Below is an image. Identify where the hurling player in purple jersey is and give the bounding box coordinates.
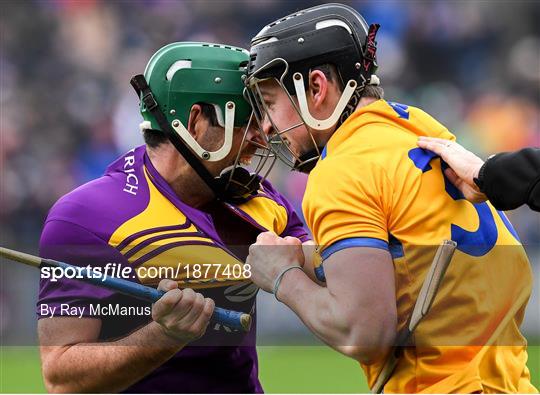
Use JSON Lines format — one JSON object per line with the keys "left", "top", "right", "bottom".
{"left": 37, "top": 43, "right": 308, "bottom": 393}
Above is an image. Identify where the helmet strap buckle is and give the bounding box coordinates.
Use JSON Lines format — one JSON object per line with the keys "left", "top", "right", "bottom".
{"left": 142, "top": 92, "right": 158, "bottom": 112}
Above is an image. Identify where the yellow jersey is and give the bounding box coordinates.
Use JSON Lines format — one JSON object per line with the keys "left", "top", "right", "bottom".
{"left": 303, "top": 100, "right": 536, "bottom": 393}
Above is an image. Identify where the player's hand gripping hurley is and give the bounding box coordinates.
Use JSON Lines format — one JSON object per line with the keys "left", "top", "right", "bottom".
{"left": 371, "top": 240, "right": 457, "bottom": 393}
{"left": 0, "top": 246, "right": 252, "bottom": 332}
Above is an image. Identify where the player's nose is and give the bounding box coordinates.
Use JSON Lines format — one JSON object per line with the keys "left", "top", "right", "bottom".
{"left": 245, "top": 125, "right": 268, "bottom": 147}
{"left": 260, "top": 116, "right": 275, "bottom": 139}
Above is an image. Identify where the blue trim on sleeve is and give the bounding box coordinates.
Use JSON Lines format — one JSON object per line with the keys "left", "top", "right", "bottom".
{"left": 321, "top": 237, "right": 389, "bottom": 260}
{"left": 314, "top": 265, "right": 326, "bottom": 282}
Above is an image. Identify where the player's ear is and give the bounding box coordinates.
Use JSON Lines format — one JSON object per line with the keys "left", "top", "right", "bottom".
{"left": 187, "top": 104, "right": 207, "bottom": 139}
{"left": 308, "top": 69, "right": 328, "bottom": 109}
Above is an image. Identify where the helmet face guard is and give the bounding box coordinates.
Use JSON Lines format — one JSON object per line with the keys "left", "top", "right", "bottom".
{"left": 245, "top": 58, "right": 364, "bottom": 173}
{"left": 218, "top": 111, "right": 277, "bottom": 199}
{"left": 245, "top": 60, "right": 320, "bottom": 173}
{"left": 245, "top": 4, "right": 380, "bottom": 173}
{"left": 134, "top": 42, "right": 277, "bottom": 202}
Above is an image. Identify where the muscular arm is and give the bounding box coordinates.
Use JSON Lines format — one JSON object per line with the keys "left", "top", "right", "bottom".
{"left": 276, "top": 246, "right": 396, "bottom": 364}
{"left": 248, "top": 233, "right": 396, "bottom": 363}
{"left": 39, "top": 318, "right": 182, "bottom": 393}
{"left": 39, "top": 282, "right": 214, "bottom": 393}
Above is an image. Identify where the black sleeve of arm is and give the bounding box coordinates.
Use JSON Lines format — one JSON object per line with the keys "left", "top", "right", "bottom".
{"left": 483, "top": 147, "right": 540, "bottom": 211}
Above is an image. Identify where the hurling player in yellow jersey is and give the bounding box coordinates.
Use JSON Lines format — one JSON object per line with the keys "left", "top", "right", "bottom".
{"left": 245, "top": 3, "right": 536, "bottom": 394}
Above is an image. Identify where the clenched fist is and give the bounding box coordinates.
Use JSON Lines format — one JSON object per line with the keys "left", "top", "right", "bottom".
{"left": 152, "top": 279, "right": 215, "bottom": 344}
{"left": 246, "top": 232, "right": 305, "bottom": 294}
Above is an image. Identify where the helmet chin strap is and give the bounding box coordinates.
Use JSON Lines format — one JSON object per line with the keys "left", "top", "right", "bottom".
{"left": 170, "top": 101, "right": 235, "bottom": 162}
{"left": 293, "top": 72, "right": 358, "bottom": 131}
{"left": 293, "top": 147, "right": 325, "bottom": 174}
{"left": 289, "top": 24, "right": 381, "bottom": 173}
{"left": 291, "top": 23, "right": 381, "bottom": 132}
{"left": 130, "top": 74, "right": 259, "bottom": 203}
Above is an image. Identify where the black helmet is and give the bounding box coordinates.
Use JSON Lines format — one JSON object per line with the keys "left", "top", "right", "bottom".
{"left": 249, "top": 3, "right": 378, "bottom": 96}
{"left": 245, "top": 3, "right": 380, "bottom": 172}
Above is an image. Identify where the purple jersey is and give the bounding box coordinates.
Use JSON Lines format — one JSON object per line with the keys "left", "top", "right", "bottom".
{"left": 37, "top": 145, "right": 308, "bottom": 393}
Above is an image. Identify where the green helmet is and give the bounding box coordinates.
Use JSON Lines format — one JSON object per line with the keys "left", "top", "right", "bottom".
{"left": 139, "top": 42, "right": 251, "bottom": 162}
{"left": 132, "top": 42, "right": 276, "bottom": 202}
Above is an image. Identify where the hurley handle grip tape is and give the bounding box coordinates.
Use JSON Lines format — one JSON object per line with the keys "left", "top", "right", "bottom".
{"left": 148, "top": 288, "right": 251, "bottom": 332}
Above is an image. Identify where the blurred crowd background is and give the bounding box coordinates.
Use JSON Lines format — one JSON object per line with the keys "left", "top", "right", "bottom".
{"left": 1, "top": 0, "right": 539, "bottom": 342}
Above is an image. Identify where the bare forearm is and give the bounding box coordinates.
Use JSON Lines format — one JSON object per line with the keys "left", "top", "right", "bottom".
{"left": 277, "top": 268, "right": 394, "bottom": 363}
{"left": 248, "top": 234, "right": 396, "bottom": 364}
{"left": 42, "top": 321, "right": 184, "bottom": 393}
{"left": 276, "top": 269, "right": 356, "bottom": 350}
